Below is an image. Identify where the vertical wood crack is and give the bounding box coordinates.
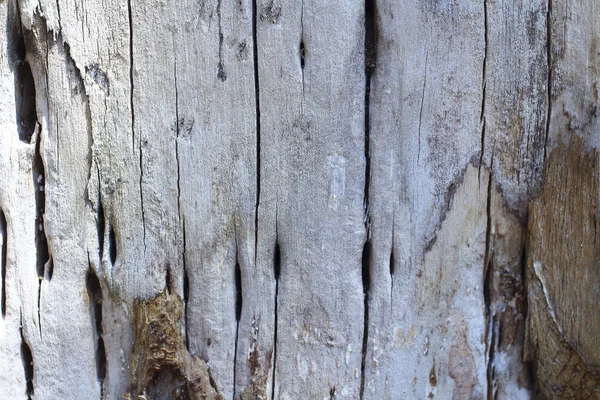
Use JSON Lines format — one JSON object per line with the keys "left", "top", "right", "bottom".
{"left": 389, "top": 213, "right": 395, "bottom": 313}
{"left": 418, "top": 54, "right": 428, "bottom": 164}
{"left": 544, "top": 0, "right": 553, "bottom": 161}
{"left": 252, "top": 0, "right": 261, "bottom": 266}
{"left": 96, "top": 170, "right": 105, "bottom": 264}
{"left": 483, "top": 168, "right": 494, "bottom": 399}
{"left": 300, "top": 0, "right": 305, "bottom": 97}
{"left": 20, "top": 310, "right": 34, "bottom": 399}
{"left": 479, "top": 0, "right": 488, "bottom": 181}
{"left": 182, "top": 218, "right": 189, "bottom": 350}
{"left": 217, "top": 0, "right": 226, "bottom": 81}
{"left": 33, "top": 127, "right": 49, "bottom": 337}
{"left": 173, "top": 45, "right": 182, "bottom": 224}
{"left": 0, "top": 209, "right": 7, "bottom": 318}
{"left": 271, "top": 214, "right": 280, "bottom": 400}
{"left": 86, "top": 262, "right": 106, "bottom": 398}
{"left": 233, "top": 223, "right": 242, "bottom": 399}
{"left": 359, "top": 241, "right": 372, "bottom": 399}
{"left": 128, "top": 0, "right": 146, "bottom": 248}
{"left": 361, "top": 0, "right": 377, "bottom": 397}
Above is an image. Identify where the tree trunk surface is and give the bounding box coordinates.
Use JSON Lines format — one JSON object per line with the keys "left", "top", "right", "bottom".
{"left": 0, "top": 0, "right": 598, "bottom": 399}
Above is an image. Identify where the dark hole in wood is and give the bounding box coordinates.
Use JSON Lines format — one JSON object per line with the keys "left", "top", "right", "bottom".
{"left": 97, "top": 196, "right": 105, "bottom": 261}
{"left": 165, "top": 266, "right": 172, "bottom": 294}
{"left": 14, "top": 34, "right": 26, "bottom": 62}
{"left": 86, "top": 269, "right": 106, "bottom": 393}
{"left": 389, "top": 249, "right": 395, "bottom": 276}
{"left": 147, "top": 367, "right": 190, "bottom": 400}
{"left": 235, "top": 261, "right": 242, "bottom": 322}
{"left": 359, "top": 240, "right": 372, "bottom": 398}
{"left": 364, "top": 0, "right": 377, "bottom": 75}
{"left": 484, "top": 254, "right": 493, "bottom": 315}
{"left": 33, "top": 140, "right": 49, "bottom": 280}
{"left": 15, "top": 61, "right": 37, "bottom": 143}
{"left": 274, "top": 241, "right": 281, "bottom": 280}
{"left": 1, "top": 209, "right": 7, "bottom": 317}
{"left": 86, "top": 270, "right": 103, "bottom": 335}
{"left": 300, "top": 40, "right": 306, "bottom": 69}
{"left": 183, "top": 269, "right": 190, "bottom": 351}
{"left": 96, "top": 337, "right": 106, "bottom": 395}
{"left": 20, "top": 329, "right": 34, "bottom": 398}
{"left": 361, "top": 241, "right": 372, "bottom": 294}
{"left": 183, "top": 270, "right": 189, "bottom": 304}
{"left": 8, "top": 0, "right": 36, "bottom": 143}
{"left": 271, "top": 240, "right": 281, "bottom": 400}
{"left": 108, "top": 225, "right": 117, "bottom": 265}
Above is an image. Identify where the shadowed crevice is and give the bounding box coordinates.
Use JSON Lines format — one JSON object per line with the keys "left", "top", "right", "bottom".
{"left": 9, "top": 2, "right": 37, "bottom": 144}
{"left": 360, "top": 1, "right": 377, "bottom": 397}
{"left": 233, "top": 256, "right": 242, "bottom": 398}
{"left": 271, "top": 240, "right": 281, "bottom": 399}
{"left": 108, "top": 224, "right": 117, "bottom": 266}
{"left": 86, "top": 268, "right": 106, "bottom": 397}
{"left": 15, "top": 59, "right": 37, "bottom": 143}
{"left": 33, "top": 127, "right": 49, "bottom": 336}
{"left": 1, "top": 209, "right": 7, "bottom": 318}
{"left": 299, "top": 39, "right": 306, "bottom": 70}
{"left": 20, "top": 312, "right": 34, "bottom": 399}
{"left": 543, "top": 0, "right": 553, "bottom": 161}
{"left": 483, "top": 171, "right": 495, "bottom": 400}
{"left": 252, "top": 0, "right": 262, "bottom": 266}
{"left": 97, "top": 185, "right": 105, "bottom": 262}
{"left": 479, "top": 0, "right": 489, "bottom": 178}
{"left": 33, "top": 132, "right": 49, "bottom": 281}
{"left": 360, "top": 240, "right": 372, "bottom": 399}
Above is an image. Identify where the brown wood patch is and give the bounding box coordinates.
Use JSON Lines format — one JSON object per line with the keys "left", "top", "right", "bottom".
{"left": 526, "top": 135, "right": 600, "bottom": 398}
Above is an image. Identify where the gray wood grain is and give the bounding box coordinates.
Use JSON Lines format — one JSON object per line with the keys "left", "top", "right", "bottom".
{"left": 0, "top": 0, "right": 598, "bottom": 398}
{"left": 253, "top": 0, "right": 366, "bottom": 398}
{"left": 365, "top": 1, "right": 489, "bottom": 398}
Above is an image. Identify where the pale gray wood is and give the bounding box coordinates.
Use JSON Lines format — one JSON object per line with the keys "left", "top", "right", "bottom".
{"left": 171, "top": 0, "right": 257, "bottom": 398}
{"left": 28, "top": 0, "right": 141, "bottom": 397}
{"left": 366, "top": 1, "right": 488, "bottom": 398}
{"left": 253, "top": 0, "right": 366, "bottom": 398}
{"left": 547, "top": 0, "right": 599, "bottom": 150}
{"left": 0, "top": 3, "right": 42, "bottom": 397}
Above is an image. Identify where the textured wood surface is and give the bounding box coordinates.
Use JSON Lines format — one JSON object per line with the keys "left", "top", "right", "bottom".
{"left": 0, "top": 0, "right": 598, "bottom": 399}
{"left": 526, "top": 136, "right": 600, "bottom": 398}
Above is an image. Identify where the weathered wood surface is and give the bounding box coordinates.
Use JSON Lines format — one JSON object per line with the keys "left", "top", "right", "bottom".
{"left": 0, "top": 0, "right": 598, "bottom": 399}
{"left": 526, "top": 136, "right": 600, "bottom": 399}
